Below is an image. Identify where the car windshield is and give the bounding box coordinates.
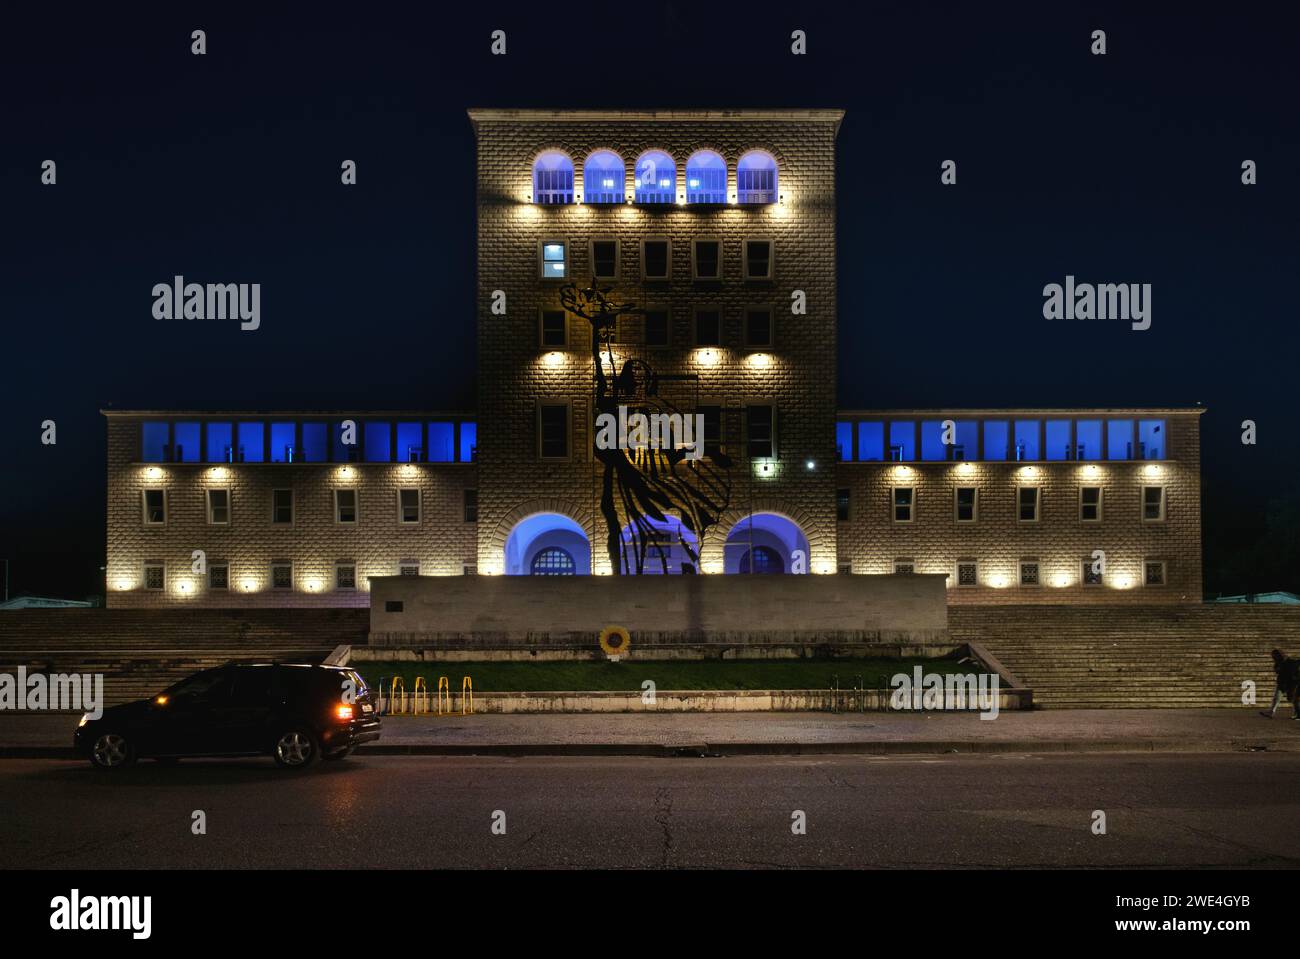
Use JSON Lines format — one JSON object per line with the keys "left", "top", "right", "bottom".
{"left": 164, "top": 670, "right": 230, "bottom": 700}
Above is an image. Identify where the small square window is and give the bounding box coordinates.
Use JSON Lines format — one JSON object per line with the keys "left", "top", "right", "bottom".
{"left": 893, "top": 487, "right": 914, "bottom": 523}
{"left": 1082, "top": 557, "right": 1103, "bottom": 586}
{"left": 1018, "top": 487, "right": 1040, "bottom": 522}
{"left": 743, "top": 239, "right": 772, "bottom": 280}
{"left": 399, "top": 489, "right": 420, "bottom": 524}
{"left": 695, "top": 310, "right": 721, "bottom": 346}
{"left": 335, "top": 489, "right": 357, "bottom": 524}
{"left": 836, "top": 488, "right": 850, "bottom": 522}
{"left": 894, "top": 559, "right": 915, "bottom": 575}
{"left": 271, "top": 563, "right": 292, "bottom": 590}
{"left": 838, "top": 563, "right": 852, "bottom": 575}
{"left": 745, "top": 308, "right": 772, "bottom": 348}
{"left": 463, "top": 564, "right": 477, "bottom": 576}
{"left": 1144, "top": 560, "right": 1167, "bottom": 586}
{"left": 644, "top": 309, "right": 670, "bottom": 348}
{"left": 642, "top": 239, "right": 670, "bottom": 280}
{"left": 208, "top": 564, "right": 228, "bottom": 590}
{"left": 463, "top": 488, "right": 478, "bottom": 523}
{"left": 144, "top": 563, "right": 164, "bottom": 591}
{"left": 1080, "top": 486, "right": 1102, "bottom": 522}
{"left": 206, "top": 489, "right": 229, "bottom": 525}
{"left": 955, "top": 487, "right": 977, "bottom": 522}
{"left": 1019, "top": 560, "right": 1040, "bottom": 586}
{"left": 384, "top": 600, "right": 404, "bottom": 613}
{"left": 1142, "top": 486, "right": 1166, "bottom": 522}
{"left": 142, "top": 489, "right": 166, "bottom": 526}
{"left": 590, "top": 239, "right": 619, "bottom": 279}
{"left": 956, "top": 561, "right": 978, "bottom": 587}
{"left": 398, "top": 560, "right": 420, "bottom": 577}
{"left": 336, "top": 563, "right": 357, "bottom": 590}
{"left": 540, "top": 310, "right": 566, "bottom": 348}
{"left": 692, "top": 240, "right": 721, "bottom": 280}
{"left": 540, "top": 240, "right": 567, "bottom": 280}
{"left": 272, "top": 489, "right": 293, "bottom": 525}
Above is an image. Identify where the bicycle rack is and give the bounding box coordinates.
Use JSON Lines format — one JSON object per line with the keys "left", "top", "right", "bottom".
{"left": 436, "top": 676, "right": 451, "bottom": 715}
{"left": 388, "top": 676, "right": 406, "bottom": 715}
{"left": 412, "top": 676, "right": 429, "bottom": 715}
{"left": 461, "top": 676, "right": 474, "bottom": 715}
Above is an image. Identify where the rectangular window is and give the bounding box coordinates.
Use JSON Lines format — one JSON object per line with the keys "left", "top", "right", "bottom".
{"left": 894, "top": 559, "right": 915, "bottom": 575}
{"left": 336, "top": 563, "right": 357, "bottom": 590}
{"left": 398, "top": 560, "right": 420, "bottom": 577}
{"left": 836, "top": 422, "right": 853, "bottom": 462}
{"left": 982, "top": 420, "right": 1009, "bottom": 461}
{"left": 1144, "top": 560, "right": 1167, "bottom": 586}
{"left": 459, "top": 422, "right": 477, "bottom": 463}
{"left": 143, "top": 563, "right": 164, "bottom": 591}
{"left": 1014, "top": 420, "right": 1040, "bottom": 461}
{"left": 142, "top": 489, "right": 166, "bottom": 526}
{"left": 1139, "top": 419, "right": 1166, "bottom": 460}
{"left": 271, "top": 489, "right": 293, "bottom": 525}
{"left": 463, "top": 488, "right": 478, "bottom": 523}
{"left": 206, "top": 422, "right": 234, "bottom": 463}
{"left": 948, "top": 421, "right": 978, "bottom": 461}
{"left": 541, "top": 241, "right": 567, "bottom": 279}
{"left": 747, "top": 405, "right": 774, "bottom": 459}
{"left": 1076, "top": 420, "right": 1102, "bottom": 461}
{"left": 463, "top": 564, "right": 477, "bottom": 576}
{"left": 1107, "top": 419, "right": 1135, "bottom": 460}
{"left": 956, "top": 561, "right": 978, "bottom": 587}
{"left": 302, "top": 423, "right": 327, "bottom": 462}
{"left": 1142, "top": 486, "right": 1166, "bottom": 522}
{"left": 1079, "top": 486, "right": 1102, "bottom": 522}
{"left": 237, "top": 422, "right": 265, "bottom": 463}
{"left": 699, "top": 405, "right": 722, "bottom": 458}
{"left": 141, "top": 422, "right": 169, "bottom": 462}
{"left": 173, "top": 422, "right": 200, "bottom": 463}
{"left": 857, "top": 422, "right": 885, "bottom": 461}
{"left": 1045, "top": 420, "right": 1072, "bottom": 461}
{"left": 643, "top": 309, "right": 670, "bottom": 347}
{"left": 540, "top": 309, "right": 567, "bottom": 348}
{"left": 838, "top": 563, "right": 852, "bottom": 575}
{"left": 743, "top": 239, "right": 772, "bottom": 280}
{"left": 695, "top": 309, "right": 721, "bottom": 346}
{"left": 335, "top": 489, "right": 357, "bottom": 524}
{"left": 641, "top": 239, "right": 670, "bottom": 280}
{"left": 692, "top": 240, "right": 721, "bottom": 279}
{"left": 1018, "top": 487, "right": 1040, "bottom": 522}
{"left": 1082, "top": 557, "right": 1103, "bottom": 586}
{"left": 955, "top": 487, "right": 977, "bottom": 522}
{"left": 920, "top": 421, "right": 947, "bottom": 461}
{"left": 1019, "top": 559, "right": 1040, "bottom": 587}
{"left": 206, "top": 488, "right": 230, "bottom": 525}
{"left": 270, "top": 422, "right": 295, "bottom": 462}
{"left": 745, "top": 308, "right": 773, "bottom": 348}
{"left": 271, "top": 562, "right": 292, "bottom": 590}
{"left": 427, "top": 422, "right": 454, "bottom": 462}
{"left": 333, "top": 421, "right": 360, "bottom": 462}
{"left": 893, "top": 487, "right": 914, "bottom": 523}
{"left": 590, "top": 239, "right": 618, "bottom": 279}
{"left": 888, "top": 421, "right": 916, "bottom": 462}
{"left": 539, "top": 403, "right": 570, "bottom": 459}
{"left": 397, "top": 422, "right": 423, "bottom": 463}
{"left": 836, "top": 488, "right": 851, "bottom": 522}
{"left": 364, "top": 422, "right": 391, "bottom": 462}
{"left": 208, "top": 564, "right": 228, "bottom": 590}
{"left": 398, "top": 489, "right": 420, "bottom": 524}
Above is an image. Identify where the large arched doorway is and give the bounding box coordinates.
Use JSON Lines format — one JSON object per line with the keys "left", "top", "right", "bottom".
{"left": 723, "top": 513, "right": 810, "bottom": 574}
{"left": 617, "top": 515, "right": 699, "bottom": 574}
{"left": 504, "top": 513, "right": 591, "bottom": 576}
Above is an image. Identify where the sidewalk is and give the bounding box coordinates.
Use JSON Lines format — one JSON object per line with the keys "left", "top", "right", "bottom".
{"left": 4, "top": 708, "right": 1299, "bottom": 758}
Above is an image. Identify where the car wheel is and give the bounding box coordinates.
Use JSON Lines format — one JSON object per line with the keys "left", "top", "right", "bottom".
{"left": 273, "top": 729, "right": 319, "bottom": 768}
{"left": 323, "top": 747, "right": 354, "bottom": 761}
{"left": 90, "top": 732, "right": 136, "bottom": 769}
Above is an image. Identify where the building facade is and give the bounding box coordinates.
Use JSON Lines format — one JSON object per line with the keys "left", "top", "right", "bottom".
{"left": 103, "top": 109, "right": 1204, "bottom": 608}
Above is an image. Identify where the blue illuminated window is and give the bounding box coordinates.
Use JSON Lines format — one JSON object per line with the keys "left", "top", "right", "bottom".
{"left": 541, "top": 241, "right": 567, "bottom": 280}
{"left": 1076, "top": 420, "right": 1102, "bottom": 461}
{"left": 364, "top": 422, "right": 391, "bottom": 462}
{"left": 634, "top": 150, "right": 676, "bottom": 204}
{"left": 173, "top": 422, "right": 200, "bottom": 463}
{"left": 737, "top": 150, "right": 778, "bottom": 204}
{"left": 206, "top": 422, "right": 233, "bottom": 463}
{"left": 302, "top": 423, "right": 327, "bottom": 462}
{"left": 836, "top": 422, "right": 852, "bottom": 461}
{"left": 857, "top": 422, "right": 884, "bottom": 461}
{"left": 685, "top": 150, "right": 726, "bottom": 204}
{"left": 397, "top": 422, "right": 423, "bottom": 463}
{"left": 889, "top": 421, "right": 916, "bottom": 461}
{"left": 1138, "top": 420, "right": 1166, "bottom": 460}
{"left": 921, "top": 421, "right": 947, "bottom": 461}
{"left": 1045, "top": 420, "right": 1071, "bottom": 461}
{"left": 141, "top": 422, "right": 168, "bottom": 462}
{"left": 270, "top": 422, "right": 295, "bottom": 462}
{"left": 1108, "top": 420, "right": 1135, "bottom": 460}
{"left": 583, "top": 150, "right": 624, "bottom": 204}
{"left": 459, "top": 422, "right": 477, "bottom": 463}
{"left": 427, "top": 422, "right": 454, "bottom": 462}
{"left": 333, "top": 422, "right": 359, "bottom": 463}
{"left": 952, "top": 421, "right": 977, "bottom": 461}
{"left": 533, "top": 151, "right": 574, "bottom": 205}
{"left": 1013, "top": 420, "right": 1040, "bottom": 461}
{"left": 983, "top": 421, "right": 1009, "bottom": 461}
{"left": 238, "top": 422, "right": 265, "bottom": 463}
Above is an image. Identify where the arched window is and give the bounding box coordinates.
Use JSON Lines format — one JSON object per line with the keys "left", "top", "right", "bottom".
{"left": 737, "top": 150, "right": 778, "bottom": 204}
{"left": 685, "top": 150, "right": 727, "bottom": 204}
{"left": 583, "top": 150, "right": 625, "bottom": 204}
{"left": 634, "top": 150, "right": 676, "bottom": 204}
{"left": 739, "top": 546, "right": 784, "bottom": 574}
{"left": 533, "top": 151, "right": 574, "bottom": 205}
{"left": 530, "top": 547, "right": 577, "bottom": 575}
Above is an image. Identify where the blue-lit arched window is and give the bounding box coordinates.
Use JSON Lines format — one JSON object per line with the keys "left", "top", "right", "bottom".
{"left": 634, "top": 150, "right": 676, "bottom": 204}
{"left": 533, "top": 150, "right": 574, "bottom": 205}
{"left": 739, "top": 546, "right": 784, "bottom": 574}
{"left": 685, "top": 150, "right": 726, "bottom": 204}
{"left": 737, "top": 150, "right": 778, "bottom": 204}
{"left": 583, "top": 150, "right": 625, "bottom": 204}
{"left": 530, "top": 547, "right": 576, "bottom": 575}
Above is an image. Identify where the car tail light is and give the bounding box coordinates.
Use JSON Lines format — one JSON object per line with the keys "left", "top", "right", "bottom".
{"left": 335, "top": 704, "right": 354, "bottom": 722}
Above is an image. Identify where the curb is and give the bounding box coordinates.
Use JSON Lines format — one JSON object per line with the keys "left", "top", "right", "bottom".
{"left": 6, "top": 738, "right": 1299, "bottom": 760}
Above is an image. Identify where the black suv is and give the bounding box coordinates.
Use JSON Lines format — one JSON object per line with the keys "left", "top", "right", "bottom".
{"left": 75, "top": 663, "right": 381, "bottom": 769}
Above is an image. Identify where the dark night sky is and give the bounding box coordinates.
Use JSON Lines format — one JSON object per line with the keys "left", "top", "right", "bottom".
{"left": 2, "top": 2, "right": 1297, "bottom": 599}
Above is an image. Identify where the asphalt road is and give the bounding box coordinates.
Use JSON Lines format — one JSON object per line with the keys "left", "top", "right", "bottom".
{"left": 2, "top": 753, "right": 1298, "bottom": 869}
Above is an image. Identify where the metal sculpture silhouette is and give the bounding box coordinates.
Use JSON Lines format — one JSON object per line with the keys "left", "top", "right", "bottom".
{"left": 560, "top": 278, "right": 733, "bottom": 574}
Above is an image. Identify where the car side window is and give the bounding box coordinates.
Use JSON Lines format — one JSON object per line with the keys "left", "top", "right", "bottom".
{"left": 167, "top": 670, "right": 233, "bottom": 703}
{"left": 230, "top": 668, "right": 277, "bottom": 705}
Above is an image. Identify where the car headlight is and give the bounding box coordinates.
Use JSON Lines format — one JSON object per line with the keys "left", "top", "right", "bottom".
{"left": 77, "top": 713, "right": 90, "bottom": 728}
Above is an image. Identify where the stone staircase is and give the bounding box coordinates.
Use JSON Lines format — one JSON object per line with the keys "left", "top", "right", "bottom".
{"left": 950, "top": 605, "right": 1300, "bottom": 708}
{"left": 0, "top": 609, "right": 368, "bottom": 707}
